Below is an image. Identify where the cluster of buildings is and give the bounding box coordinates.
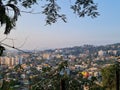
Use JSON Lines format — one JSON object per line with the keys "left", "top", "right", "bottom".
{"left": 0, "top": 43, "right": 120, "bottom": 89}
{"left": 0, "top": 56, "right": 23, "bottom": 67}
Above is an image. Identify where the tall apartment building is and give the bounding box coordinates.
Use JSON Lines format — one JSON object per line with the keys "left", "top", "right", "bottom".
{"left": 0, "top": 56, "right": 23, "bottom": 67}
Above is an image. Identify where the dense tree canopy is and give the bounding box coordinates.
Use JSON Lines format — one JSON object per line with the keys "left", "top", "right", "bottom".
{"left": 101, "top": 64, "right": 118, "bottom": 90}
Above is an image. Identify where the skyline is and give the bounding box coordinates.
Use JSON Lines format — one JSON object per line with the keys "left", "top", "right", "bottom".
{"left": 0, "top": 0, "right": 120, "bottom": 50}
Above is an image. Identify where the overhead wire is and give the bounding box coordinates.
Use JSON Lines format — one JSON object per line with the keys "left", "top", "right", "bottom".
{"left": 0, "top": 42, "right": 27, "bottom": 53}
{"left": 0, "top": 7, "right": 41, "bottom": 55}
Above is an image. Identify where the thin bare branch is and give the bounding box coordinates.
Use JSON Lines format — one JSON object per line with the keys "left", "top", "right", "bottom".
{"left": 18, "top": 37, "right": 28, "bottom": 48}
{"left": 0, "top": 36, "right": 8, "bottom": 42}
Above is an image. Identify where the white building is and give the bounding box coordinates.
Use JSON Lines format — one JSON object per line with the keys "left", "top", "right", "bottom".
{"left": 98, "top": 50, "right": 106, "bottom": 57}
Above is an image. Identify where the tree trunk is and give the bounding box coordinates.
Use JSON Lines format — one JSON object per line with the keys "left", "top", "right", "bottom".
{"left": 60, "top": 79, "right": 66, "bottom": 90}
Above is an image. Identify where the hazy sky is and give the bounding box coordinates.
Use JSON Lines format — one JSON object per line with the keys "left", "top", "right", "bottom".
{"left": 0, "top": 0, "right": 120, "bottom": 50}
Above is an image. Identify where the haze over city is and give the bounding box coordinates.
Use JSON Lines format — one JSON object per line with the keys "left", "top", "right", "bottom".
{"left": 0, "top": 1, "right": 120, "bottom": 90}
{"left": 0, "top": 0, "right": 120, "bottom": 50}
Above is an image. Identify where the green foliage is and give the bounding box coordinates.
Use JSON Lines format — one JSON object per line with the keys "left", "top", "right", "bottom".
{"left": 101, "top": 65, "right": 116, "bottom": 89}
{"left": 0, "top": 79, "right": 20, "bottom": 90}
{"left": 31, "top": 61, "right": 97, "bottom": 90}
{"left": 14, "top": 64, "right": 23, "bottom": 72}
{"left": 0, "top": 80, "right": 10, "bottom": 90}
{"left": 42, "top": 0, "right": 67, "bottom": 25}
{"left": 0, "top": 0, "right": 99, "bottom": 34}
{"left": 7, "top": 0, "right": 37, "bottom": 8}
{"left": 58, "top": 61, "right": 68, "bottom": 71}
{"left": 9, "top": 79, "right": 19, "bottom": 87}
{"left": 90, "top": 85, "right": 106, "bottom": 90}
{"left": 42, "top": 66, "right": 51, "bottom": 73}
{"left": 71, "top": 0, "right": 99, "bottom": 18}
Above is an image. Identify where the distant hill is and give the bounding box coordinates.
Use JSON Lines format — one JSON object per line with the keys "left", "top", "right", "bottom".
{"left": 42, "top": 43, "right": 120, "bottom": 56}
